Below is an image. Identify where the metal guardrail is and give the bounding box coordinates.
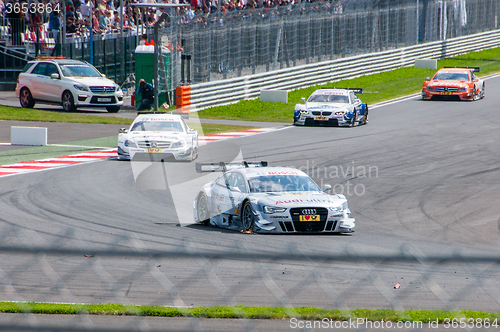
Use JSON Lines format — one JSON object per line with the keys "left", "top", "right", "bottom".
{"left": 187, "top": 29, "right": 500, "bottom": 111}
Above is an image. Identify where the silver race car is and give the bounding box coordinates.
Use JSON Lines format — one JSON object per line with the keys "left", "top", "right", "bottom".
{"left": 294, "top": 88, "right": 368, "bottom": 127}
{"left": 117, "top": 114, "right": 198, "bottom": 161}
{"left": 193, "top": 162, "right": 355, "bottom": 234}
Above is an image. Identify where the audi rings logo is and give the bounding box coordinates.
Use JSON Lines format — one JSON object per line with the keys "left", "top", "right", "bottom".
{"left": 150, "top": 141, "right": 158, "bottom": 148}
{"left": 302, "top": 209, "right": 317, "bottom": 215}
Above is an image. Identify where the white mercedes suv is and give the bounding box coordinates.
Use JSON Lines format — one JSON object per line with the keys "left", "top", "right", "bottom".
{"left": 16, "top": 58, "right": 123, "bottom": 113}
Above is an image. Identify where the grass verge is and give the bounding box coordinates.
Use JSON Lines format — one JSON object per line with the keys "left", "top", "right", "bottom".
{"left": 0, "top": 107, "right": 132, "bottom": 124}
{"left": 1, "top": 302, "right": 499, "bottom": 324}
{"left": 198, "top": 47, "right": 500, "bottom": 122}
{"left": 0, "top": 102, "right": 258, "bottom": 135}
{"left": 0, "top": 107, "right": 258, "bottom": 135}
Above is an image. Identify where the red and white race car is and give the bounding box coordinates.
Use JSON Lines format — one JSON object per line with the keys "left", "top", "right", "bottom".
{"left": 421, "top": 67, "right": 484, "bottom": 101}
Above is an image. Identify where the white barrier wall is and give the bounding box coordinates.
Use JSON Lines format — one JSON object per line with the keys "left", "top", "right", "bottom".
{"left": 260, "top": 90, "right": 288, "bottom": 103}
{"left": 187, "top": 29, "right": 500, "bottom": 111}
{"left": 11, "top": 126, "right": 48, "bottom": 146}
{"left": 414, "top": 59, "right": 438, "bottom": 69}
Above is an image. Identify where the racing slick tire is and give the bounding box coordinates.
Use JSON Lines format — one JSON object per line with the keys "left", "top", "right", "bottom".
{"left": 197, "top": 193, "right": 210, "bottom": 225}
{"left": 62, "top": 91, "right": 77, "bottom": 112}
{"left": 191, "top": 147, "right": 198, "bottom": 161}
{"left": 241, "top": 201, "right": 255, "bottom": 232}
{"left": 362, "top": 107, "right": 368, "bottom": 125}
{"left": 472, "top": 84, "right": 484, "bottom": 101}
{"left": 349, "top": 112, "right": 357, "bottom": 127}
{"left": 19, "top": 88, "right": 35, "bottom": 108}
{"left": 472, "top": 88, "right": 479, "bottom": 101}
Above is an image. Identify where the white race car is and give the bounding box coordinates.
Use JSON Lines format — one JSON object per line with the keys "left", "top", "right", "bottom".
{"left": 117, "top": 114, "right": 198, "bottom": 161}
{"left": 193, "top": 162, "right": 355, "bottom": 234}
{"left": 294, "top": 88, "right": 368, "bottom": 127}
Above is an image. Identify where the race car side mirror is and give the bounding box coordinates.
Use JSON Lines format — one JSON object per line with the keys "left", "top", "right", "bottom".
{"left": 230, "top": 187, "right": 241, "bottom": 193}
{"left": 426, "top": 77, "right": 430, "bottom": 81}
{"left": 119, "top": 127, "right": 128, "bottom": 133}
{"left": 50, "top": 73, "right": 60, "bottom": 79}
{"left": 322, "top": 184, "right": 332, "bottom": 192}
{"left": 301, "top": 98, "right": 306, "bottom": 102}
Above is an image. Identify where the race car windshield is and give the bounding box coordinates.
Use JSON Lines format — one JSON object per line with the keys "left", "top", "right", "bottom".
{"left": 248, "top": 175, "right": 321, "bottom": 193}
{"left": 59, "top": 64, "right": 102, "bottom": 77}
{"left": 130, "top": 121, "right": 184, "bottom": 132}
{"left": 308, "top": 94, "right": 349, "bottom": 103}
{"left": 433, "top": 72, "right": 469, "bottom": 81}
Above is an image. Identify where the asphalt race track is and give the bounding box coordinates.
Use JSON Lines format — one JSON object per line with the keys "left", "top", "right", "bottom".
{"left": 1, "top": 78, "right": 500, "bottom": 331}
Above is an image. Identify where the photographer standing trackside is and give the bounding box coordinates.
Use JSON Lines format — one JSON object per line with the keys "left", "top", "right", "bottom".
{"left": 136, "top": 79, "right": 154, "bottom": 111}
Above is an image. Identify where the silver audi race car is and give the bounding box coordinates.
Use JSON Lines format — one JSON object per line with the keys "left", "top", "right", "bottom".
{"left": 294, "top": 88, "right": 368, "bottom": 127}
{"left": 117, "top": 114, "right": 198, "bottom": 161}
{"left": 193, "top": 162, "right": 355, "bottom": 234}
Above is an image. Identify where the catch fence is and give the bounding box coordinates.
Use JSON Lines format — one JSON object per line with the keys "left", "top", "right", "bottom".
{"left": 0, "top": 235, "right": 498, "bottom": 331}
{"left": 160, "top": 0, "right": 499, "bottom": 86}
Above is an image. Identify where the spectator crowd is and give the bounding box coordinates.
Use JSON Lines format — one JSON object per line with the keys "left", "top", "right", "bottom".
{"left": 2, "top": 0, "right": 157, "bottom": 40}
{"left": 1, "top": 0, "right": 342, "bottom": 46}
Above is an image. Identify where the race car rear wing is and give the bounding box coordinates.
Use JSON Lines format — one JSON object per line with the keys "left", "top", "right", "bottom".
{"left": 321, "top": 87, "right": 364, "bottom": 94}
{"left": 136, "top": 111, "right": 189, "bottom": 119}
{"left": 444, "top": 67, "right": 480, "bottom": 72}
{"left": 349, "top": 88, "right": 363, "bottom": 94}
{"left": 136, "top": 111, "right": 168, "bottom": 114}
{"left": 196, "top": 161, "right": 268, "bottom": 173}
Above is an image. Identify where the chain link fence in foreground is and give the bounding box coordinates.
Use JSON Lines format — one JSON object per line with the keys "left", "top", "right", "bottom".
{"left": 0, "top": 230, "right": 499, "bottom": 331}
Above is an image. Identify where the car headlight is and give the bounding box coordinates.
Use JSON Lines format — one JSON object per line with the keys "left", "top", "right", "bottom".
{"left": 124, "top": 139, "right": 137, "bottom": 148}
{"left": 426, "top": 86, "right": 434, "bottom": 91}
{"left": 115, "top": 83, "right": 122, "bottom": 92}
{"left": 263, "top": 206, "right": 287, "bottom": 214}
{"left": 170, "top": 140, "right": 185, "bottom": 149}
{"left": 335, "top": 111, "right": 345, "bottom": 115}
{"left": 74, "top": 84, "right": 89, "bottom": 92}
{"left": 329, "top": 206, "right": 343, "bottom": 212}
{"left": 458, "top": 87, "right": 467, "bottom": 92}
{"left": 300, "top": 110, "right": 308, "bottom": 114}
